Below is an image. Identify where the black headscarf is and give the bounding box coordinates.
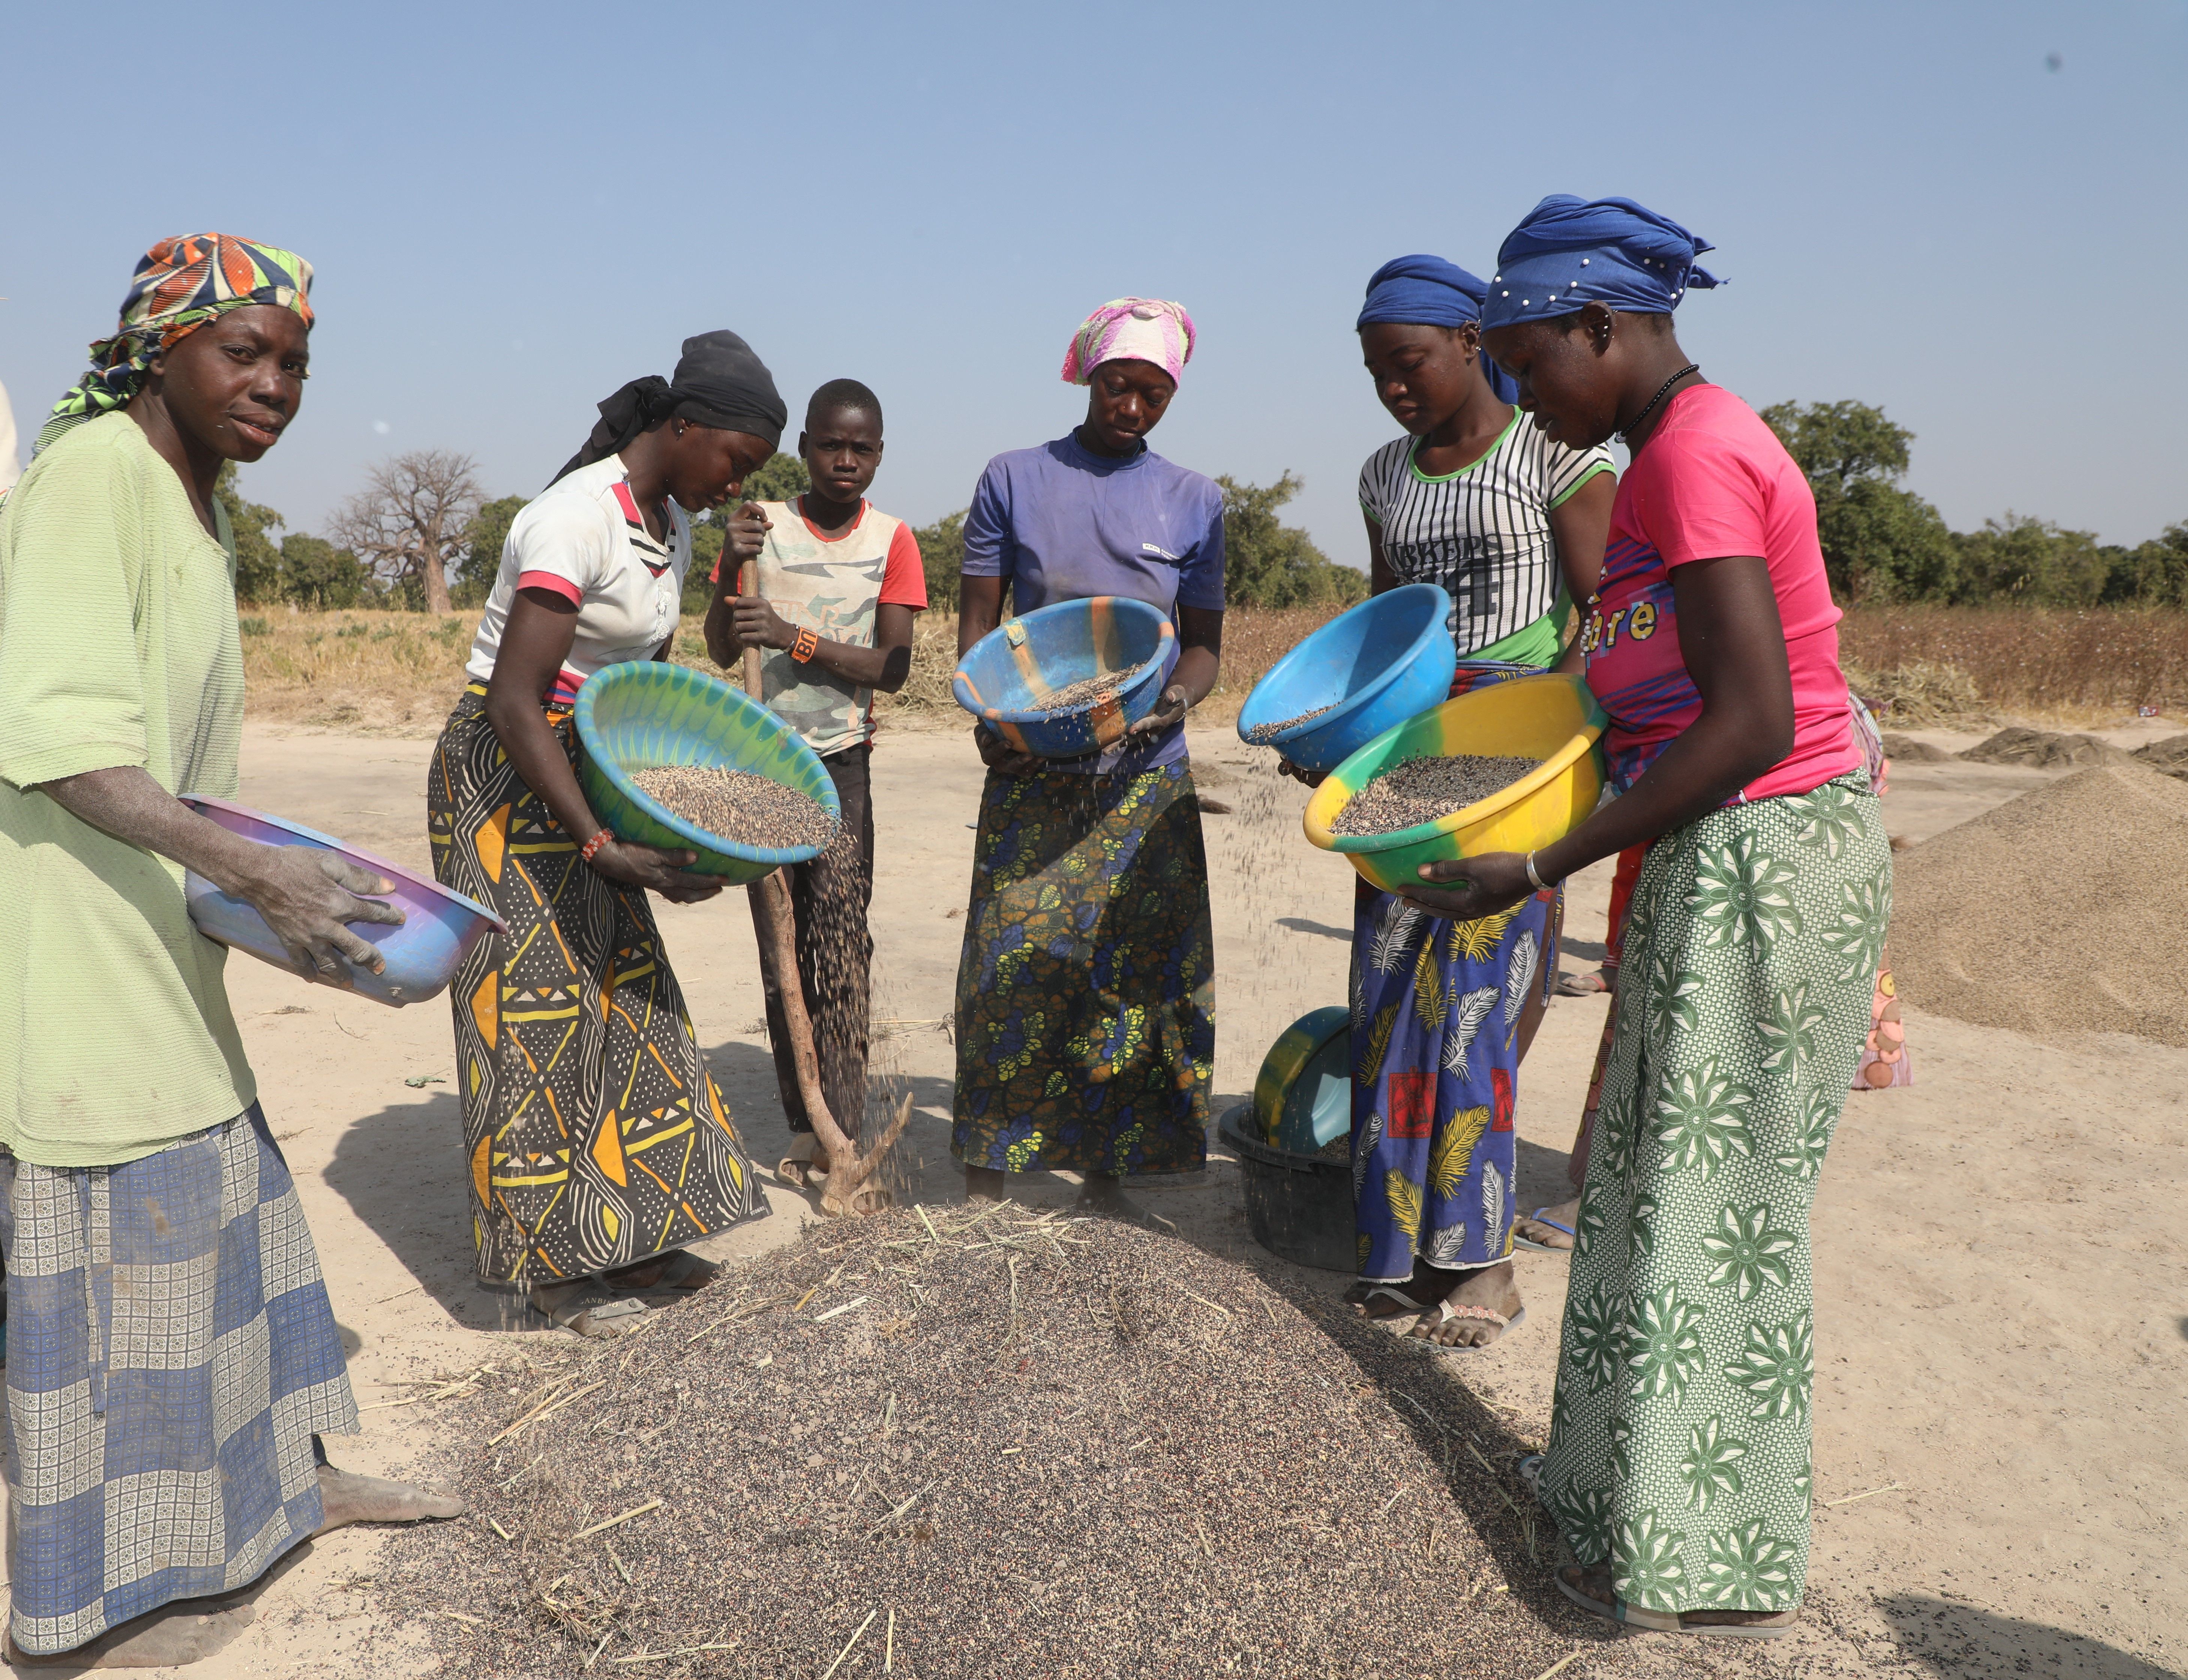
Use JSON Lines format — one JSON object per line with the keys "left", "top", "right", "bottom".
{"left": 551, "top": 330, "right": 787, "bottom": 486}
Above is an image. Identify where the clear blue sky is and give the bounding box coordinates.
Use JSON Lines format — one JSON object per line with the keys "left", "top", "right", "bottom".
{"left": 6, "top": 1, "right": 2182, "bottom": 563}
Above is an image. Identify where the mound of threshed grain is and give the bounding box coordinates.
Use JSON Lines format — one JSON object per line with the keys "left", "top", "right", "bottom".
{"left": 2132, "top": 732, "right": 2188, "bottom": 781}
{"left": 1956, "top": 727, "right": 2132, "bottom": 770}
{"left": 1893, "top": 763, "right": 2188, "bottom": 1047}
{"left": 386, "top": 1207, "right": 1606, "bottom": 1679}
{"left": 1879, "top": 732, "right": 1954, "bottom": 764}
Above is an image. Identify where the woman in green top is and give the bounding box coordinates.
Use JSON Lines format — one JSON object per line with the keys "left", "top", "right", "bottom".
{"left": 1329, "top": 256, "right": 1614, "bottom": 1349}
{"left": 0, "top": 234, "right": 459, "bottom": 1664}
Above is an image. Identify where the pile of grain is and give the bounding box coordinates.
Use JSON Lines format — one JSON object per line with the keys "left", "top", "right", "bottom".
{"left": 2132, "top": 732, "right": 2188, "bottom": 781}
{"left": 1330, "top": 754, "right": 1538, "bottom": 838}
{"left": 628, "top": 766, "right": 836, "bottom": 851}
{"left": 1245, "top": 705, "right": 1336, "bottom": 746}
{"left": 1879, "top": 732, "right": 1953, "bottom": 765}
{"left": 1892, "top": 763, "right": 2188, "bottom": 1047}
{"left": 387, "top": 1207, "right": 1603, "bottom": 1678}
{"left": 1956, "top": 727, "right": 2131, "bottom": 770}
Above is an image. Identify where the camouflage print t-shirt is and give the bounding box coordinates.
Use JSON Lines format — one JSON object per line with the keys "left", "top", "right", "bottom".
{"left": 744, "top": 499, "right": 928, "bottom": 758}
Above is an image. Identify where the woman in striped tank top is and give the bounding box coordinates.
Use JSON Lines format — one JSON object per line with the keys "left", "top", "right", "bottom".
{"left": 1334, "top": 255, "right": 1615, "bottom": 1348}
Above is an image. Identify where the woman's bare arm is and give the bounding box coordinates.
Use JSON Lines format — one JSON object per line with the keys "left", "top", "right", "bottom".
{"left": 1548, "top": 472, "right": 1615, "bottom": 675}
{"left": 485, "top": 590, "right": 723, "bottom": 903}
{"left": 38, "top": 767, "right": 402, "bottom": 975}
{"left": 1397, "top": 553, "right": 1795, "bottom": 919}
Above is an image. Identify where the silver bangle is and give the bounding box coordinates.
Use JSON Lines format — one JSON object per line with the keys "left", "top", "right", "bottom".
{"left": 1524, "top": 851, "right": 1549, "bottom": 891}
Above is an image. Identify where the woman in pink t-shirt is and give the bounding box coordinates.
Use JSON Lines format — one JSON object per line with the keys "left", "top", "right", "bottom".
{"left": 1405, "top": 197, "right": 1892, "bottom": 1641}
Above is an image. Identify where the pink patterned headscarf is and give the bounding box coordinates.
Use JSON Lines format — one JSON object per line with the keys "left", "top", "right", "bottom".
{"left": 1059, "top": 298, "right": 1195, "bottom": 386}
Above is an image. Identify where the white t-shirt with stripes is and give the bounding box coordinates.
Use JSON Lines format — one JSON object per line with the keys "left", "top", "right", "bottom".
{"left": 1358, "top": 413, "right": 1613, "bottom": 661}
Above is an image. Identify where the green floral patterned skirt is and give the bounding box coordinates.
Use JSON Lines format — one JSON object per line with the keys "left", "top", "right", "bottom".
{"left": 951, "top": 763, "right": 1214, "bottom": 1177}
{"left": 1539, "top": 774, "right": 1889, "bottom": 1614}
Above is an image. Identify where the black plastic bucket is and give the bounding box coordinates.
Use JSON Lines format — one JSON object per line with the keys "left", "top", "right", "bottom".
{"left": 1218, "top": 1104, "right": 1355, "bottom": 1273}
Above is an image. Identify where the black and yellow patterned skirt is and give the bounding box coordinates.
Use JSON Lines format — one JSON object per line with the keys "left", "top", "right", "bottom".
{"left": 428, "top": 687, "right": 763, "bottom": 1283}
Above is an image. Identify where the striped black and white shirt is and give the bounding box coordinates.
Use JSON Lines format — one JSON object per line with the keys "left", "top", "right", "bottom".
{"left": 1358, "top": 416, "right": 1613, "bottom": 659}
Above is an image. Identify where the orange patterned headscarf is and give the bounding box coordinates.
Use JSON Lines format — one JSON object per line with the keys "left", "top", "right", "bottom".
{"left": 32, "top": 233, "right": 313, "bottom": 457}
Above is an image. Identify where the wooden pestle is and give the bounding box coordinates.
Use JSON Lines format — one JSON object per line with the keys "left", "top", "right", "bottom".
{"left": 736, "top": 561, "right": 905, "bottom": 1213}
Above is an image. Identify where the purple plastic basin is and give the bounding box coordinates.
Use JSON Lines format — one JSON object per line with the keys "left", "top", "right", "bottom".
{"left": 180, "top": 795, "right": 506, "bottom": 1008}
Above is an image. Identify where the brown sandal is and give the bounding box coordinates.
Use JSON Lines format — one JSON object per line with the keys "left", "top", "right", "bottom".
{"left": 1555, "top": 1564, "right": 1799, "bottom": 1640}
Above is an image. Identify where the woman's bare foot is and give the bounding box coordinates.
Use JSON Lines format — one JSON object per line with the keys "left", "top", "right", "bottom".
{"left": 599, "top": 1251, "right": 717, "bottom": 1292}
{"left": 964, "top": 1165, "right": 1008, "bottom": 1203}
{"left": 1514, "top": 1198, "right": 1580, "bottom": 1251}
{"left": 314, "top": 1463, "right": 467, "bottom": 1534}
{"left": 1409, "top": 1260, "right": 1524, "bottom": 1347}
{"left": 1076, "top": 1172, "right": 1150, "bottom": 1222}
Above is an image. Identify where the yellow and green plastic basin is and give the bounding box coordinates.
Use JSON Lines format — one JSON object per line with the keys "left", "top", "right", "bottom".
{"left": 1303, "top": 672, "right": 1607, "bottom": 892}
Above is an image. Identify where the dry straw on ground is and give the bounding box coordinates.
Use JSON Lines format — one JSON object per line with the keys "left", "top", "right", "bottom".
{"left": 1840, "top": 605, "right": 2188, "bottom": 724}
{"left": 383, "top": 1206, "right": 1629, "bottom": 1679}
{"left": 1893, "top": 762, "right": 2188, "bottom": 1046}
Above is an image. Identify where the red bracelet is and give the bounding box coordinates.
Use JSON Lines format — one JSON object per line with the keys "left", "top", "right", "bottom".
{"left": 581, "top": 829, "right": 614, "bottom": 864}
{"left": 790, "top": 627, "right": 819, "bottom": 664}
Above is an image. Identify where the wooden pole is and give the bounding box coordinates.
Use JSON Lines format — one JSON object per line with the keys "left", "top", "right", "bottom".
{"left": 737, "top": 561, "right": 906, "bottom": 1214}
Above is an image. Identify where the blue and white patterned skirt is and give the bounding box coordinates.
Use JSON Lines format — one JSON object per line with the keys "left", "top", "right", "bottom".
{"left": 1, "top": 1106, "right": 357, "bottom": 1656}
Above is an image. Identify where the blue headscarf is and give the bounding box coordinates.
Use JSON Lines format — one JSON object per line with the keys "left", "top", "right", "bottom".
{"left": 1479, "top": 196, "right": 1722, "bottom": 333}
{"left": 1356, "top": 255, "right": 1519, "bottom": 402}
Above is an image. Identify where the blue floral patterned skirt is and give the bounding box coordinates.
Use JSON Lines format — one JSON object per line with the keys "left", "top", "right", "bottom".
{"left": 951, "top": 763, "right": 1214, "bottom": 1177}
{"left": 1350, "top": 879, "right": 1558, "bottom": 1280}
{"left": 1348, "top": 656, "right": 1561, "bottom": 1281}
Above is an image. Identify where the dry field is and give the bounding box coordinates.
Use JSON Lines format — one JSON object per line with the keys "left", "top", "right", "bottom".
{"left": 1840, "top": 603, "right": 2188, "bottom": 725}
{"left": 236, "top": 604, "right": 2188, "bottom": 735}
{"left": 235, "top": 606, "right": 1322, "bottom": 735}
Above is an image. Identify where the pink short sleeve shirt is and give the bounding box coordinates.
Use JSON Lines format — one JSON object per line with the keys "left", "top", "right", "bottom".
{"left": 1580, "top": 385, "right": 1859, "bottom": 802}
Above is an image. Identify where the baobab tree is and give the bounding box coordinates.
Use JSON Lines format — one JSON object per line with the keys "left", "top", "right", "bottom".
{"left": 331, "top": 449, "right": 483, "bottom": 614}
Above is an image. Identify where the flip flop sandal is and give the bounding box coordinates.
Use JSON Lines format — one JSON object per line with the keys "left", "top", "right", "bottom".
{"left": 1554, "top": 1566, "right": 1799, "bottom": 1640}
{"left": 1555, "top": 969, "right": 1611, "bottom": 997}
{"left": 1518, "top": 1452, "right": 1544, "bottom": 1498}
{"left": 1514, "top": 1209, "right": 1579, "bottom": 1253}
{"left": 1350, "top": 1284, "right": 1430, "bottom": 1334}
{"left": 1411, "top": 1300, "right": 1527, "bottom": 1348}
{"left": 528, "top": 1288, "right": 650, "bottom": 1340}
{"left": 778, "top": 1136, "right": 825, "bottom": 1188}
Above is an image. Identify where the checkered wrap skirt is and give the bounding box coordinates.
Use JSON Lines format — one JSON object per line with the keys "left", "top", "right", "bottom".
{"left": 0, "top": 1107, "right": 356, "bottom": 1656}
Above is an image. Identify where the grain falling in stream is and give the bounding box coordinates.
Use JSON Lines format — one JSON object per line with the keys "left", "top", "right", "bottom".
{"left": 627, "top": 766, "right": 837, "bottom": 852}
{"left": 1330, "top": 754, "right": 1540, "bottom": 838}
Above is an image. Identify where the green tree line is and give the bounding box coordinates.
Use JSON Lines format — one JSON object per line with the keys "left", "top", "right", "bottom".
{"left": 231, "top": 412, "right": 2182, "bottom": 619}
{"left": 1763, "top": 400, "right": 2188, "bottom": 606}
{"left": 226, "top": 451, "right": 1367, "bottom": 617}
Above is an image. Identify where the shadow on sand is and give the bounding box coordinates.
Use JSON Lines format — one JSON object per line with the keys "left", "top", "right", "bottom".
{"left": 1877, "top": 1596, "right": 2180, "bottom": 1678}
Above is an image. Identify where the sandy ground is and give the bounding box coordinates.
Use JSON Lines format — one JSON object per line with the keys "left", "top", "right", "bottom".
{"left": 8, "top": 718, "right": 2181, "bottom": 1678}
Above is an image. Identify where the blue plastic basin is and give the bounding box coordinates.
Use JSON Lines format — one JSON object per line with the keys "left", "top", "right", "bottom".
{"left": 574, "top": 660, "right": 841, "bottom": 883}
{"left": 952, "top": 596, "right": 1175, "bottom": 760}
{"left": 1235, "top": 583, "right": 1457, "bottom": 773}
{"left": 180, "top": 796, "right": 506, "bottom": 1008}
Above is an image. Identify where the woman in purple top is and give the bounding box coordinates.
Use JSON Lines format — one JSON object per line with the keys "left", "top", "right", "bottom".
{"left": 951, "top": 299, "right": 1225, "bottom": 1215}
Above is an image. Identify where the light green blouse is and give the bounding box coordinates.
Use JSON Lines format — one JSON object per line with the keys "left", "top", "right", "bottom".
{"left": 0, "top": 413, "right": 257, "bottom": 1167}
